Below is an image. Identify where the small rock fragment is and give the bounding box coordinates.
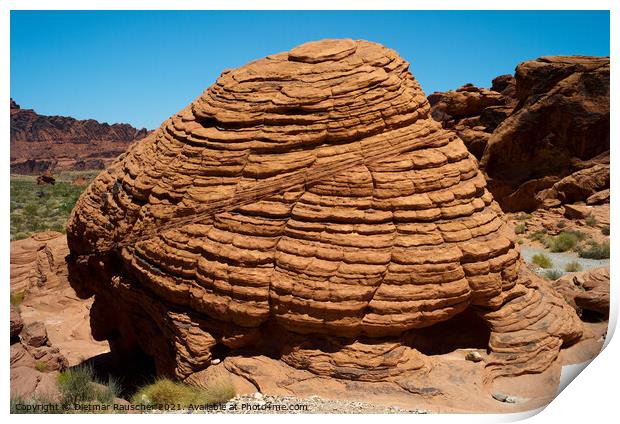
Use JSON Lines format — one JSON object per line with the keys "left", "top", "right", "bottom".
{"left": 465, "top": 351, "right": 483, "bottom": 362}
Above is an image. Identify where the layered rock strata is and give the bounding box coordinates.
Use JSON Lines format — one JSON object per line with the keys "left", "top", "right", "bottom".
{"left": 10, "top": 99, "right": 148, "bottom": 173}
{"left": 428, "top": 79, "right": 515, "bottom": 160}
{"left": 67, "top": 39, "right": 582, "bottom": 383}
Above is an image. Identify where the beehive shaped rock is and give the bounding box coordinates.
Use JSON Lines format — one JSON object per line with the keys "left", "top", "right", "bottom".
{"left": 67, "top": 39, "right": 582, "bottom": 382}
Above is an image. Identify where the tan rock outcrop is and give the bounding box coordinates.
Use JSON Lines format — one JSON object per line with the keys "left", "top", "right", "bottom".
{"left": 9, "top": 306, "right": 68, "bottom": 400}
{"left": 10, "top": 232, "right": 110, "bottom": 366}
{"left": 66, "top": 39, "right": 582, "bottom": 384}
{"left": 553, "top": 267, "right": 609, "bottom": 318}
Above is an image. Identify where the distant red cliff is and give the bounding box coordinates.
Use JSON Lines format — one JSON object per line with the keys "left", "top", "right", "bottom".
{"left": 10, "top": 99, "right": 149, "bottom": 173}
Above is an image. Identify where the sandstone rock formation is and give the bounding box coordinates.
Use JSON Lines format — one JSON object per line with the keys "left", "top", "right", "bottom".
{"left": 553, "top": 267, "right": 610, "bottom": 319}
{"left": 10, "top": 305, "right": 68, "bottom": 400}
{"left": 10, "top": 232, "right": 109, "bottom": 365}
{"left": 481, "top": 56, "right": 609, "bottom": 212}
{"left": 10, "top": 99, "right": 149, "bottom": 173}
{"left": 67, "top": 39, "right": 583, "bottom": 388}
{"left": 430, "top": 56, "right": 609, "bottom": 213}
{"left": 428, "top": 80, "right": 515, "bottom": 160}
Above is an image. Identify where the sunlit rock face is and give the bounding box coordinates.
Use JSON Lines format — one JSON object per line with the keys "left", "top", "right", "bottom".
{"left": 67, "top": 39, "right": 581, "bottom": 382}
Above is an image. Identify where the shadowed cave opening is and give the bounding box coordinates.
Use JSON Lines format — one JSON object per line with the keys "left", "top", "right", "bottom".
{"left": 78, "top": 348, "right": 157, "bottom": 398}
{"left": 406, "top": 307, "right": 491, "bottom": 356}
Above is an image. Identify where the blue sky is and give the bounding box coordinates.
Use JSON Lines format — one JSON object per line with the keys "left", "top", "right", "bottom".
{"left": 11, "top": 10, "right": 610, "bottom": 130}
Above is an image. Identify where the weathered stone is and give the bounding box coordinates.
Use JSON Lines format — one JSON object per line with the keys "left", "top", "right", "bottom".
{"left": 21, "top": 321, "right": 49, "bottom": 348}
{"left": 66, "top": 39, "right": 582, "bottom": 385}
{"left": 564, "top": 204, "right": 592, "bottom": 220}
{"left": 10, "top": 305, "right": 23, "bottom": 339}
{"left": 481, "top": 56, "right": 609, "bottom": 211}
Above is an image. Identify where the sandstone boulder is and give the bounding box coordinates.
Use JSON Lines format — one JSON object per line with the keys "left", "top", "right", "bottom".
{"left": 428, "top": 83, "right": 513, "bottom": 160}
{"left": 21, "top": 321, "right": 49, "bottom": 348}
{"left": 480, "top": 56, "right": 609, "bottom": 211}
{"left": 36, "top": 174, "right": 56, "bottom": 185}
{"left": 66, "top": 39, "right": 582, "bottom": 385}
{"left": 553, "top": 267, "right": 609, "bottom": 318}
{"left": 10, "top": 305, "right": 23, "bottom": 339}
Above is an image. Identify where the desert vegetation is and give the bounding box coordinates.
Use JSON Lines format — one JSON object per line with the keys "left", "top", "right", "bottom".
{"left": 564, "top": 261, "right": 583, "bottom": 272}
{"left": 10, "top": 171, "right": 96, "bottom": 240}
{"left": 577, "top": 241, "right": 610, "bottom": 259}
{"left": 531, "top": 253, "right": 553, "bottom": 269}
{"left": 131, "top": 378, "right": 235, "bottom": 409}
{"left": 543, "top": 269, "right": 563, "bottom": 281}
{"left": 11, "top": 364, "right": 120, "bottom": 414}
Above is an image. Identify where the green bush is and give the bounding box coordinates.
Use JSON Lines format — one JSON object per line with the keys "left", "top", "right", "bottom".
{"left": 601, "top": 226, "right": 610, "bottom": 236}
{"left": 58, "top": 365, "right": 97, "bottom": 404}
{"left": 531, "top": 253, "right": 553, "bottom": 269}
{"left": 549, "top": 234, "right": 576, "bottom": 252}
{"left": 514, "top": 223, "right": 526, "bottom": 234}
{"left": 35, "top": 361, "right": 48, "bottom": 372}
{"left": 132, "top": 377, "right": 235, "bottom": 408}
{"left": 527, "top": 230, "right": 547, "bottom": 242}
{"left": 557, "top": 220, "right": 566, "bottom": 229}
{"left": 548, "top": 231, "right": 587, "bottom": 252}
{"left": 57, "top": 364, "right": 119, "bottom": 407}
{"left": 585, "top": 215, "right": 597, "bottom": 227}
{"left": 577, "top": 241, "right": 610, "bottom": 260}
{"left": 565, "top": 261, "right": 583, "bottom": 272}
{"left": 543, "top": 269, "right": 563, "bottom": 280}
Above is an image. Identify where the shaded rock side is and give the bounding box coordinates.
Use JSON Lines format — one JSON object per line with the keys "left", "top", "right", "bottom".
{"left": 480, "top": 56, "right": 609, "bottom": 212}
{"left": 66, "top": 39, "right": 582, "bottom": 383}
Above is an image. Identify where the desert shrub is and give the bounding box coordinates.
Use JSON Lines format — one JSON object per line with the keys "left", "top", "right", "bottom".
{"left": 515, "top": 213, "right": 532, "bottom": 221}
{"left": 565, "top": 261, "right": 583, "bottom": 272}
{"left": 545, "top": 230, "right": 589, "bottom": 252}
{"left": 531, "top": 253, "right": 553, "bottom": 269}
{"left": 10, "top": 172, "right": 95, "bottom": 240}
{"left": 528, "top": 230, "right": 546, "bottom": 241}
{"left": 557, "top": 220, "right": 566, "bottom": 229}
{"left": 585, "top": 215, "right": 597, "bottom": 227}
{"left": 514, "top": 223, "right": 526, "bottom": 234}
{"left": 577, "top": 241, "right": 610, "bottom": 260}
{"left": 132, "top": 377, "right": 235, "bottom": 408}
{"left": 543, "top": 269, "right": 563, "bottom": 280}
{"left": 548, "top": 231, "right": 578, "bottom": 252}
{"left": 58, "top": 364, "right": 96, "bottom": 404}
{"left": 601, "top": 226, "right": 610, "bottom": 236}
{"left": 517, "top": 238, "right": 524, "bottom": 245}
{"left": 92, "top": 377, "right": 120, "bottom": 405}
{"left": 35, "top": 361, "right": 48, "bottom": 372}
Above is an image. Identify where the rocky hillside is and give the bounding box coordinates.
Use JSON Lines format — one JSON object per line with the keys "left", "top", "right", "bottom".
{"left": 429, "top": 56, "right": 609, "bottom": 212}
{"left": 10, "top": 99, "right": 149, "bottom": 173}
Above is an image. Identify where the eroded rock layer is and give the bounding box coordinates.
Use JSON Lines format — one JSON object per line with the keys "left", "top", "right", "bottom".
{"left": 67, "top": 39, "right": 582, "bottom": 382}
